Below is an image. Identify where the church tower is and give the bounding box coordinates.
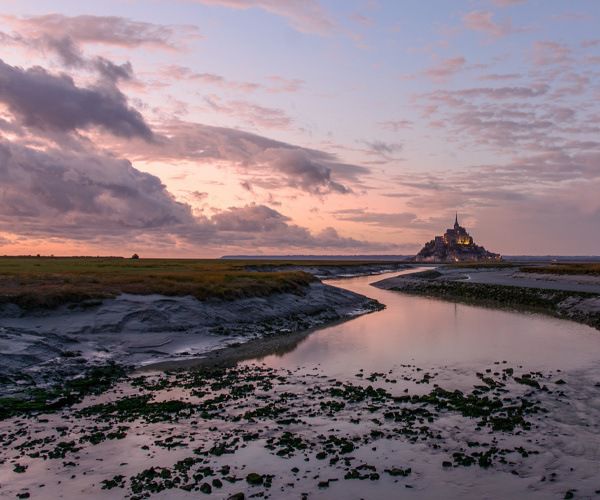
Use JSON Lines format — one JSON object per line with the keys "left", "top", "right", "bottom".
{"left": 454, "top": 213, "right": 459, "bottom": 230}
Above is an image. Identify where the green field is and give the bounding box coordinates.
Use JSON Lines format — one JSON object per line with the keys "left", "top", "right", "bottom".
{"left": 0, "top": 257, "right": 398, "bottom": 309}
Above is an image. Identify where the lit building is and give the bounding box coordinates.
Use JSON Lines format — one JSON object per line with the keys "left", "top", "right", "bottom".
{"left": 414, "top": 214, "right": 501, "bottom": 263}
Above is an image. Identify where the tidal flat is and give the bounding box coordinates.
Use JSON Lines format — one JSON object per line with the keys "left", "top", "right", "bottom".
{"left": 2, "top": 267, "right": 600, "bottom": 498}
{"left": 3, "top": 360, "right": 600, "bottom": 499}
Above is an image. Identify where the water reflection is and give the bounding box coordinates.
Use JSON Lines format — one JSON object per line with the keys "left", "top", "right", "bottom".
{"left": 256, "top": 270, "right": 600, "bottom": 376}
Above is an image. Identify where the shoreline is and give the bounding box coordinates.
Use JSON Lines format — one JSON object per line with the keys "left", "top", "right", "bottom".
{"left": 137, "top": 305, "right": 384, "bottom": 373}
{"left": 373, "top": 269, "right": 600, "bottom": 331}
{"left": 0, "top": 277, "right": 383, "bottom": 397}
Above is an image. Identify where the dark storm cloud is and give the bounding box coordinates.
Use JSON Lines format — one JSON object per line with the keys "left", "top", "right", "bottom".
{"left": 0, "top": 59, "right": 153, "bottom": 140}
{"left": 0, "top": 140, "right": 194, "bottom": 239}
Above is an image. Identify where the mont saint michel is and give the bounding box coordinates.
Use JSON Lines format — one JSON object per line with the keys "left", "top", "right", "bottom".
{"left": 415, "top": 214, "right": 501, "bottom": 262}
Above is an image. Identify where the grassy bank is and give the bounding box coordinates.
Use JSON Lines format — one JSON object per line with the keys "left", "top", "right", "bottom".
{"left": 0, "top": 257, "right": 322, "bottom": 309}
{"left": 0, "top": 257, "right": 403, "bottom": 309}
{"left": 447, "top": 262, "right": 515, "bottom": 269}
{"left": 520, "top": 263, "right": 600, "bottom": 276}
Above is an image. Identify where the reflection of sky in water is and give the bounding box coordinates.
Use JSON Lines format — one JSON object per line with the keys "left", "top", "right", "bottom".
{"left": 258, "top": 271, "right": 600, "bottom": 377}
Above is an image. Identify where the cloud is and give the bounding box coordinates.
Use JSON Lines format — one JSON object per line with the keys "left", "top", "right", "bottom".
{"left": 334, "top": 209, "right": 419, "bottom": 228}
{"left": 265, "top": 76, "right": 304, "bottom": 93}
{"left": 532, "top": 41, "right": 571, "bottom": 66}
{"left": 463, "top": 11, "right": 516, "bottom": 37}
{"left": 2, "top": 14, "right": 201, "bottom": 51}
{"left": 163, "top": 66, "right": 304, "bottom": 94}
{"left": 207, "top": 204, "right": 391, "bottom": 249}
{"left": 423, "top": 57, "right": 466, "bottom": 83}
{"left": 423, "top": 85, "right": 549, "bottom": 102}
{"left": 190, "top": 191, "right": 209, "bottom": 200}
{"left": 378, "top": 120, "right": 413, "bottom": 131}
{"left": 203, "top": 95, "right": 292, "bottom": 129}
{"left": 164, "top": 66, "right": 261, "bottom": 93}
{"left": 191, "top": 0, "right": 334, "bottom": 35}
{"left": 0, "top": 139, "right": 385, "bottom": 252}
{"left": 116, "top": 121, "right": 370, "bottom": 195}
{"left": 255, "top": 148, "right": 352, "bottom": 193}
{"left": 362, "top": 140, "right": 403, "bottom": 158}
{"left": 478, "top": 73, "right": 521, "bottom": 81}
{"left": 0, "top": 58, "right": 153, "bottom": 140}
{"left": 415, "top": 62, "right": 597, "bottom": 154}
{"left": 93, "top": 58, "right": 134, "bottom": 84}
{"left": 581, "top": 39, "right": 600, "bottom": 48}
{"left": 0, "top": 139, "right": 194, "bottom": 239}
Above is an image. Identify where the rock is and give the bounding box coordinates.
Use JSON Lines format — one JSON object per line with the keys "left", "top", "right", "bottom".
{"left": 246, "top": 473, "right": 263, "bottom": 485}
{"left": 227, "top": 494, "right": 245, "bottom": 500}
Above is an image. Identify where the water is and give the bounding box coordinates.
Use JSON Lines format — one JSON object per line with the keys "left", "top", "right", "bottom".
{"left": 4, "top": 270, "right": 600, "bottom": 499}
{"left": 256, "top": 269, "right": 600, "bottom": 378}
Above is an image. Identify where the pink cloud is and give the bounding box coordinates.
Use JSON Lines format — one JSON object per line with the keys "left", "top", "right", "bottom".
{"left": 1, "top": 14, "right": 201, "bottom": 50}
{"left": 581, "top": 39, "right": 600, "bottom": 48}
{"left": 423, "top": 57, "right": 466, "bottom": 83}
{"left": 191, "top": 0, "right": 334, "bottom": 35}
{"left": 265, "top": 76, "right": 304, "bottom": 93}
{"left": 164, "top": 65, "right": 261, "bottom": 92}
{"left": 532, "top": 41, "right": 571, "bottom": 66}
{"left": 478, "top": 73, "right": 521, "bottom": 81}
{"left": 203, "top": 95, "right": 292, "bottom": 129}
{"left": 463, "top": 11, "right": 515, "bottom": 37}
{"left": 378, "top": 120, "right": 413, "bottom": 131}
{"left": 163, "top": 66, "right": 303, "bottom": 94}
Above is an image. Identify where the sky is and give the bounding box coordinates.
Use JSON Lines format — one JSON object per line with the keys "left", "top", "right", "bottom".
{"left": 0, "top": 0, "right": 599, "bottom": 257}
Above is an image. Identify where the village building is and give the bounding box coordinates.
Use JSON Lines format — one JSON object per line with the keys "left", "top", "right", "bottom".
{"left": 415, "top": 214, "right": 501, "bottom": 262}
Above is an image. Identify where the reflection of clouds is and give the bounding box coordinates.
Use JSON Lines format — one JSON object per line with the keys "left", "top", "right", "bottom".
{"left": 263, "top": 272, "right": 600, "bottom": 376}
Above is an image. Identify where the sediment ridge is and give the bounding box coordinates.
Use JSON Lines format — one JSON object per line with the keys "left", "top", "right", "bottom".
{"left": 0, "top": 281, "right": 381, "bottom": 397}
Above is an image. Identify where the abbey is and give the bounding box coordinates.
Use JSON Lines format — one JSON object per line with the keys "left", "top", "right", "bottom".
{"left": 414, "top": 214, "right": 501, "bottom": 262}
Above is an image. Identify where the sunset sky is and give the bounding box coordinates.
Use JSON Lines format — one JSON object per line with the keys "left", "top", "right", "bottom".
{"left": 1, "top": 0, "right": 599, "bottom": 257}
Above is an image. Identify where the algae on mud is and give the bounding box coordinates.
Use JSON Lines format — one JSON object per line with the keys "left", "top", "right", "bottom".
{"left": 1, "top": 361, "right": 588, "bottom": 499}
{"left": 0, "top": 363, "right": 127, "bottom": 420}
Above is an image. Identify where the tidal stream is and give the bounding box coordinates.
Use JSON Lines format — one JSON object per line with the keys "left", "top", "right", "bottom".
{"left": 3, "top": 269, "right": 600, "bottom": 499}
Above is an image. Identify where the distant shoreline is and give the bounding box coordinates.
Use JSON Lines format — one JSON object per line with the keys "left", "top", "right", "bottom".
{"left": 374, "top": 267, "right": 600, "bottom": 331}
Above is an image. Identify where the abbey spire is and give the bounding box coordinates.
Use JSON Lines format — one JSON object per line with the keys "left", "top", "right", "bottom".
{"left": 414, "top": 213, "right": 501, "bottom": 262}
